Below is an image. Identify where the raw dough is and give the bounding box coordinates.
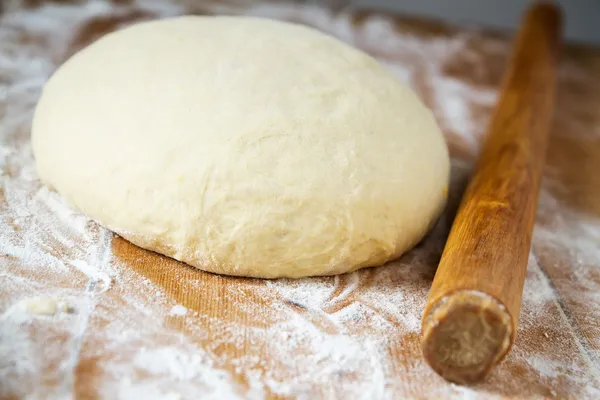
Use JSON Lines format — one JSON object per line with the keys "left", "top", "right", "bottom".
{"left": 23, "top": 297, "right": 70, "bottom": 316}
{"left": 32, "top": 16, "right": 449, "bottom": 278}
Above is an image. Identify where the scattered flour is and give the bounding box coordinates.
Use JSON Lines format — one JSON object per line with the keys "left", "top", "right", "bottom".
{"left": 169, "top": 305, "right": 188, "bottom": 316}
{"left": 1, "top": 0, "right": 600, "bottom": 399}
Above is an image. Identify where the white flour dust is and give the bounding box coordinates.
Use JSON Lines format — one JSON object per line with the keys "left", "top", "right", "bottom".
{"left": 169, "top": 304, "right": 188, "bottom": 316}
{"left": 1, "top": 0, "right": 600, "bottom": 399}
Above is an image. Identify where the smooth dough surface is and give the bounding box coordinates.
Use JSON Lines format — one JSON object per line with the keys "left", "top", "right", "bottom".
{"left": 32, "top": 16, "right": 450, "bottom": 278}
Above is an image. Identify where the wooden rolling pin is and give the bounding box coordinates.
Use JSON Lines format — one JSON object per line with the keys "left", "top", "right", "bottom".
{"left": 421, "top": 2, "right": 562, "bottom": 384}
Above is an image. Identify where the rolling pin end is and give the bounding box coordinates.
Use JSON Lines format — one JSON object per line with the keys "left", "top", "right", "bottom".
{"left": 421, "top": 291, "right": 514, "bottom": 384}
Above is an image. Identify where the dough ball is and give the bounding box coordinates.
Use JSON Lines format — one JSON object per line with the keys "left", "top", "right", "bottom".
{"left": 32, "top": 16, "right": 449, "bottom": 278}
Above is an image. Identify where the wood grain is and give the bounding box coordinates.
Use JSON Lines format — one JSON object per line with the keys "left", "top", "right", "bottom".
{"left": 421, "top": 2, "right": 562, "bottom": 384}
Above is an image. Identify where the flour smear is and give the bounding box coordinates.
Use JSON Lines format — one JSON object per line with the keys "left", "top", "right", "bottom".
{"left": 2, "top": 0, "right": 600, "bottom": 399}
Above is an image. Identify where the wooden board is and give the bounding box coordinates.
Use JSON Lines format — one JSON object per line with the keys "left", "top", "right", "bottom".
{"left": 1, "top": 1, "right": 600, "bottom": 398}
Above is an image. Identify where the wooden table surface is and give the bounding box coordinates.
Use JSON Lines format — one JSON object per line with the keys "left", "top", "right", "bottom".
{"left": 1, "top": 1, "right": 600, "bottom": 399}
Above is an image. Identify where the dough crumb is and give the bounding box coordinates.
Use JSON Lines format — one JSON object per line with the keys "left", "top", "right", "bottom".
{"left": 24, "top": 296, "right": 73, "bottom": 316}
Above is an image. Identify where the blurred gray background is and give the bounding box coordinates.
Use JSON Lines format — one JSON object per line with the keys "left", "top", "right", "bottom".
{"left": 350, "top": 0, "right": 600, "bottom": 46}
